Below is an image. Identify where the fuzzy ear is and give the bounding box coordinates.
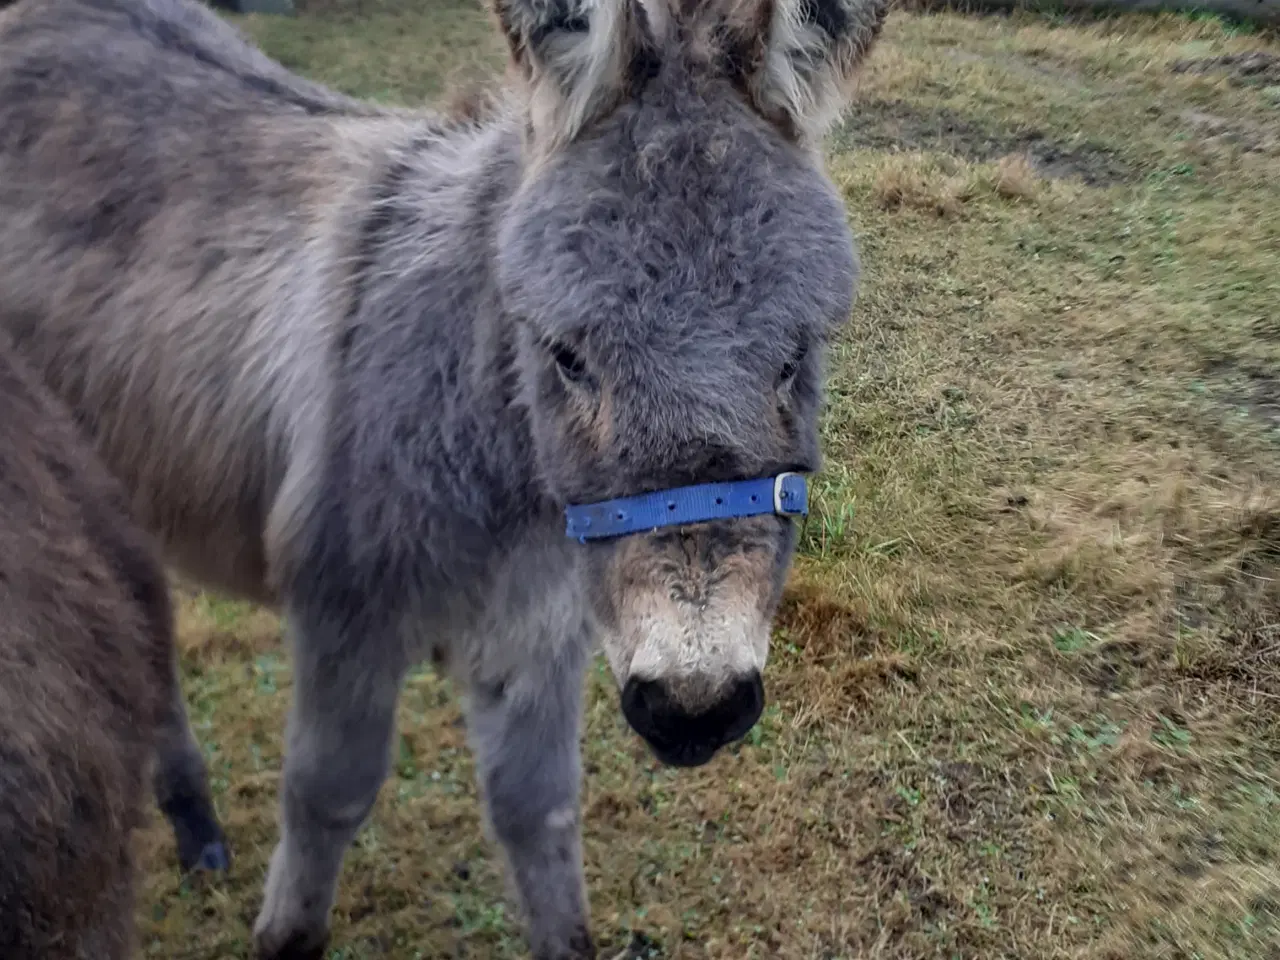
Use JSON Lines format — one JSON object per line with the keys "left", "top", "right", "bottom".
{"left": 749, "top": 0, "right": 889, "bottom": 144}
{"left": 492, "top": 0, "right": 655, "bottom": 149}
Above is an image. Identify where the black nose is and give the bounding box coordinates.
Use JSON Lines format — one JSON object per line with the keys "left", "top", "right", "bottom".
{"left": 620, "top": 673, "right": 765, "bottom": 768}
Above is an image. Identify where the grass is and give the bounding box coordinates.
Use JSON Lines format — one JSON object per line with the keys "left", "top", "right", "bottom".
{"left": 135, "top": 1, "right": 1280, "bottom": 957}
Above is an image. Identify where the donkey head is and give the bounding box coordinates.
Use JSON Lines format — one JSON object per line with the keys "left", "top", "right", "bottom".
{"left": 493, "top": 0, "right": 886, "bottom": 767}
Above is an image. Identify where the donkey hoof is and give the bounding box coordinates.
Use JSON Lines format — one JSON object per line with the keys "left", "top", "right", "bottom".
{"left": 255, "top": 928, "right": 329, "bottom": 960}
{"left": 192, "top": 840, "right": 232, "bottom": 873}
{"left": 535, "top": 926, "right": 596, "bottom": 960}
{"left": 166, "top": 794, "right": 231, "bottom": 873}
{"left": 175, "top": 825, "right": 232, "bottom": 873}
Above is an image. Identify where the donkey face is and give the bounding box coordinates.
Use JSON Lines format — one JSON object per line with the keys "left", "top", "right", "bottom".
{"left": 493, "top": 0, "right": 886, "bottom": 766}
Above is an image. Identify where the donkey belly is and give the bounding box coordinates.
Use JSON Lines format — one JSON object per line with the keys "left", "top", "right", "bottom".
{"left": 0, "top": 305, "right": 283, "bottom": 606}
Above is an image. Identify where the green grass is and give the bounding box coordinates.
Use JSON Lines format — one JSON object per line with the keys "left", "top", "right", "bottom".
{"left": 138, "top": 2, "right": 1280, "bottom": 958}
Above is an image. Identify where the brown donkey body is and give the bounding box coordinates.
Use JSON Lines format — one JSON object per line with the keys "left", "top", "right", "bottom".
{"left": 0, "top": 338, "right": 223, "bottom": 957}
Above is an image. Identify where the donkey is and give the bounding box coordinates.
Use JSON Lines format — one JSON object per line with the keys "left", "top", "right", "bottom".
{"left": 0, "top": 334, "right": 225, "bottom": 958}
{"left": 0, "top": 0, "right": 887, "bottom": 956}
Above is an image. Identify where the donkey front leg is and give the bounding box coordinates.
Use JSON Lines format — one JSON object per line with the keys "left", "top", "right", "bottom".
{"left": 464, "top": 641, "right": 595, "bottom": 960}
{"left": 253, "top": 607, "right": 407, "bottom": 960}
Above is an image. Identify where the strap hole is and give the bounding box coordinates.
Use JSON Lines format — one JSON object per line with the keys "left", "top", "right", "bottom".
{"left": 750, "top": 495, "right": 758, "bottom": 503}
{"left": 615, "top": 512, "right": 625, "bottom": 520}
{"left": 715, "top": 497, "right": 723, "bottom": 505}
{"left": 668, "top": 502, "right": 677, "bottom": 510}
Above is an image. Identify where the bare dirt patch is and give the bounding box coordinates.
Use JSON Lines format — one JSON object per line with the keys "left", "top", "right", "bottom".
{"left": 1170, "top": 503, "right": 1280, "bottom": 709}
{"left": 1172, "top": 51, "right": 1280, "bottom": 86}
{"left": 1249, "top": 374, "right": 1280, "bottom": 430}
{"left": 1181, "top": 109, "right": 1280, "bottom": 155}
{"left": 1084, "top": 637, "right": 1170, "bottom": 693}
{"left": 932, "top": 760, "right": 1021, "bottom": 835}
{"left": 836, "top": 98, "right": 1134, "bottom": 184}
{"left": 1212, "top": 359, "right": 1280, "bottom": 432}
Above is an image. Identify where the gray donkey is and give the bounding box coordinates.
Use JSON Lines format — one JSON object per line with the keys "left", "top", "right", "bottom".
{"left": 0, "top": 0, "right": 887, "bottom": 956}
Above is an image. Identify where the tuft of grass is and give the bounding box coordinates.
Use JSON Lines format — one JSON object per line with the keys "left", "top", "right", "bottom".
{"left": 992, "top": 150, "right": 1044, "bottom": 200}
{"left": 133, "top": 3, "right": 1280, "bottom": 959}
{"left": 870, "top": 151, "right": 975, "bottom": 215}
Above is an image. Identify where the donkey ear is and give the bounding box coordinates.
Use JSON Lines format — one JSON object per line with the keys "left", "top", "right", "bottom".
{"left": 492, "top": 0, "right": 654, "bottom": 148}
{"left": 751, "top": 0, "right": 889, "bottom": 143}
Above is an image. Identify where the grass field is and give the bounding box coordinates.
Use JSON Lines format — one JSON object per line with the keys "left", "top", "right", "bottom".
{"left": 135, "top": 2, "right": 1280, "bottom": 958}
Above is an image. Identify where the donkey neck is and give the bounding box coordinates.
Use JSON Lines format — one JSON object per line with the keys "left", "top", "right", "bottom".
{"left": 337, "top": 110, "right": 561, "bottom": 559}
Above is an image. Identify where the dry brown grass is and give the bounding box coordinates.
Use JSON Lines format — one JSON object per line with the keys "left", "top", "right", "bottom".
{"left": 992, "top": 152, "right": 1042, "bottom": 199}
{"left": 131, "top": 1, "right": 1280, "bottom": 957}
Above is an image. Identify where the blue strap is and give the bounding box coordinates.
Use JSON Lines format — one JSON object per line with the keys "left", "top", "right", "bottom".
{"left": 564, "top": 473, "right": 808, "bottom": 543}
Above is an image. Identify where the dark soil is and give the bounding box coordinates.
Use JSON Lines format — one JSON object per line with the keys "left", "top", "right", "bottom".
{"left": 835, "top": 98, "right": 1134, "bottom": 185}
{"left": 1171, "top": 52, "right": 1280, "bottom": 86}
{"left": 1181, "top": 109, "right": 1280, "bottom": 155}
{"left": 1248, "top": 374, "right": 1280, "bottom": 431}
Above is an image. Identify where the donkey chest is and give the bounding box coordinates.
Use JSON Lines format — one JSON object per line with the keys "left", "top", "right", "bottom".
{"left": 417, "top": 535, "right": 591, "bottom": 673}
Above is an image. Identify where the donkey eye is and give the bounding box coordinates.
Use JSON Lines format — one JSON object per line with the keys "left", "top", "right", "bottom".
{"left": 778, "top": 342, "right": 808, "bottom": 388}
{"left": 550, "top": 341, "right": 589, "bottom": 385}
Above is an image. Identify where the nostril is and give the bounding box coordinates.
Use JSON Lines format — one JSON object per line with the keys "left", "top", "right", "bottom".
{"left": 620, "top": 678, "right": 671, "bottom": 745}
{"left": 722, "top": 672, "right": 765, "bottom": 745}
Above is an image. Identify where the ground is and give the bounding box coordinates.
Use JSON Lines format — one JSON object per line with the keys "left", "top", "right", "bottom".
{"left": 135, "top": 2, "right": 1280, "bottom": 958}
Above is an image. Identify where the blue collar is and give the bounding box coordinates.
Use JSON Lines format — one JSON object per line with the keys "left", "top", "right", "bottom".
{"left": 564, "top": 473, "right": 808, "bottom": 543}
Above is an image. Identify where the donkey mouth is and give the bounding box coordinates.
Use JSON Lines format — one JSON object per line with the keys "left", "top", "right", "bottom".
{"left": 620, "top": 673, "right": 765, "bottom": 768}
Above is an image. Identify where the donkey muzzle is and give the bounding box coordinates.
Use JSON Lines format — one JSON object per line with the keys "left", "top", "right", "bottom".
{"left": 620, "top": 672, "right": 765, "bottom": 767}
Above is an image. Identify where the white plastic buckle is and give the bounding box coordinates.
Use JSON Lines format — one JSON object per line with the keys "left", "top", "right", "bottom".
{"left": 773, "top": 472, "right": 799, "bottom": 515}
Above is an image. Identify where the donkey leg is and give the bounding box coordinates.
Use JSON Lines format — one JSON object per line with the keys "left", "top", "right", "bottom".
{"left": 253, "top": 608, "right": 406, "bottom": 960}
{"left": 464, "top": 642, "right": 595, "bottom": 960}
{"left": 153, "top": 649, "right": 231, "bottom": 873}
